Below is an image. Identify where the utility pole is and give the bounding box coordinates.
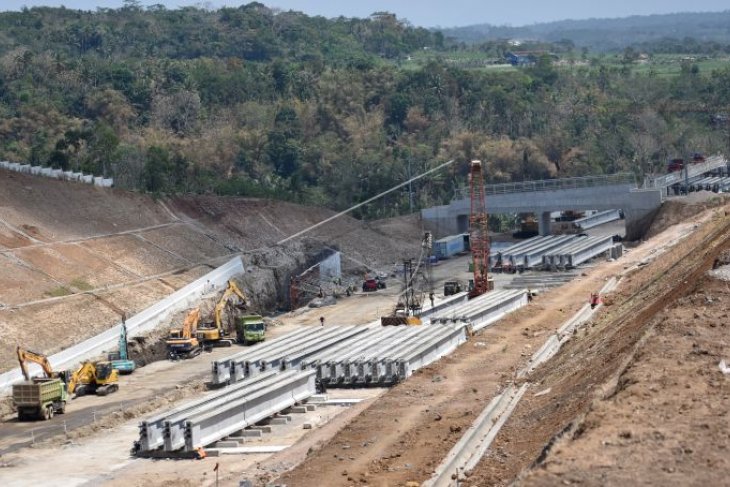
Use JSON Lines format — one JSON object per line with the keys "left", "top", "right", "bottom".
{"left": 407, "top": 156, "right": 414, "bottom": 213}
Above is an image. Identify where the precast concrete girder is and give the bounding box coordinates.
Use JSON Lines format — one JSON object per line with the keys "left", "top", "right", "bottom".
{"left": 183, "top": 370, "right": 316, "bottom": 452}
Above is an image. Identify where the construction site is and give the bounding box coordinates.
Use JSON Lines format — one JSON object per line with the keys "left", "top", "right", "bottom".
{"left": 1, "top": 156, "right": 730, "bottom": 487}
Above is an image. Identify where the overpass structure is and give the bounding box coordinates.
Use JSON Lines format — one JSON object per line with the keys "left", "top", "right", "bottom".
{"left": 422, "top": 154, "right": 728, "bottom": 241}
{"left": 643, "top": 154, "right": 728, "bottom": 195}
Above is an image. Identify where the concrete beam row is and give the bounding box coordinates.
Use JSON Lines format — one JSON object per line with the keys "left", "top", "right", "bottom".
{"left": 136, "top": 370, "right": 315, "bottom": 454}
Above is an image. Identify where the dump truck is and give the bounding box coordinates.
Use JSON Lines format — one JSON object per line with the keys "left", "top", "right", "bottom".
{"left": 235, "top": 315, "right": 266, "bottom": 345}
{"left": 14, "top": 346, "right": 68, "bottom": 420}
{"left": 13, "top": 378, "right": 68, "bottom": 420}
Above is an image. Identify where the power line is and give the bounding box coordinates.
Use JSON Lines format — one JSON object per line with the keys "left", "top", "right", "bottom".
{"left": 277, "top": 159, "right": 456, "bottom": 245}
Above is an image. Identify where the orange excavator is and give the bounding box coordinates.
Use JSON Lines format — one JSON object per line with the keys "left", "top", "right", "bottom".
{"left": 165, "top": 308, "right": 202, "bottom": 359}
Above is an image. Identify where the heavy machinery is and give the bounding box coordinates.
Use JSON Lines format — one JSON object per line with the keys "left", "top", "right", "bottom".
{"left": 382, "top": 259, "right": 423, "bottom": 326}
{"left": 197, "top": 280, "right": 248, "bottom": 348}
{"left": 14, "top": 347, "right": 67, "bottom": 420}
{"left": 108, "top": 320, "right": 136, "bottom": 374}
{"left": 235, "top": 315, "right": 267, "bottom": 345}
{"left": 468, "top": 160, "right": 494, "bottom": 299}
{"left": 166, "top": 307, "right": 202, "bottom": 359}
{"left": 513, "top": 215, "right": 539, "bottom": 239}
{"left": 67, "top": 361, "right": 119, "bottom": 397}
{"left": 443, "top": 280, "right": 463, "bottom": 296}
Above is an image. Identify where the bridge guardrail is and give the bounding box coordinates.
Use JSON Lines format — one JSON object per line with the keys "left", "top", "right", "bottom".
{"left": 644, "top": 154, "right": 728, "bottom": 189}
{"left": 453, "top": 172, "right": 636, "bottom": 199}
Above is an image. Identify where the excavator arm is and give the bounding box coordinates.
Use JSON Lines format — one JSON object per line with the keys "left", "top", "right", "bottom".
{"left": 182, "top": 308, "right": 201, "bottom": 339}
{"left": 213, "top": 280, "right": 247, "bottom": 332}
{"left": 16, "top": 347, "right": 55, "bottom": 381}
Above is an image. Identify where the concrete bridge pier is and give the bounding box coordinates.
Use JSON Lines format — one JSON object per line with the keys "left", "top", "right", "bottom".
{"left": 538, "top": 212, "right": 551, "bottom": 236}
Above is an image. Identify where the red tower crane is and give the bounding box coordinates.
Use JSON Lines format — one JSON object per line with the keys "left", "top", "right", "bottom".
{"left": 468, "top": 160, "right": 492, "bottom": 299}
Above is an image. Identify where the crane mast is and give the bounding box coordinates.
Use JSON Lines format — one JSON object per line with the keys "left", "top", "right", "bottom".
{"left": 468, "top": 160, "right": 492, "bottom": 298}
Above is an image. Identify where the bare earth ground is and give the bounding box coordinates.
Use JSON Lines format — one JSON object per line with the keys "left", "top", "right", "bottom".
{"left": 462, "top": 204, "right": 730, "bottom": 486}
{"left": 3, "top": 168, "right": 728, "bottom": 487}
{"left": 0, "top": 171, "right": 424, "bottom": 371}
{"left": 520, "top": 274, "right": 730, "bottom": 486}
{"left": 275, "top": 205, "right": 727, "bottom": 487}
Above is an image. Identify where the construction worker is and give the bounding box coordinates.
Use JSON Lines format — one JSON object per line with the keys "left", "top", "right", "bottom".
{"left": 590, "top": 293, "right": 600, "bottom": 309}
{"left": 319, "top": 316, "right": 325, "bottom": 327}
{"left": 429, "top": 292, "right": 435, "bottom": 308}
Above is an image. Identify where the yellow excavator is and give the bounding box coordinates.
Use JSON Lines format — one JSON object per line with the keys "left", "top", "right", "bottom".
{"left": 66, "top": 361, "right": 119, "bottom": 397}
{"left": 197, "top": 280, "right": 247, "bottom": 348}
{"left": 16, "top": 347, "right": 119, "bottom": 398}
{"left": 165, "top": 307, "right": 202, "bottom": 359}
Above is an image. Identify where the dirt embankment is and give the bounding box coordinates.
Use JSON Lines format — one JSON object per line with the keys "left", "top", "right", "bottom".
{"left": 0, "top": 172, "right": 424, "bottom": 371}
{"left": 519, "top": 273, "right": 730, "bottom": 486}
{"left": 645, "top": 193, "right": 729, "bottom": 239}
{"left": 462, "top": 205, "right": 730, "bottom": 486}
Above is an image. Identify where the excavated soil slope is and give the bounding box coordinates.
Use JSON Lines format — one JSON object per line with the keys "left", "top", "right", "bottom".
{"left": 0, "top": 171, "right": 422, "bottom": 371}
{"left": 462, "top": 205, "right": 730, "bottom": 485}
{"left": 519, "top": 274, "right": 730, "bottom": 486}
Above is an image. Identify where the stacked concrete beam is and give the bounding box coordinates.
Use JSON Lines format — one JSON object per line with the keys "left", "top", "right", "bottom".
{"left": 137, "top": 370, "right": 315, "bottom": 455}
{"left": 430, "top": 289, "right": 528, "bottom": 331}
{"left": 503, "top": 273, "right": 578, "bottom": 290}
{"left": 211, "top": 328, "right": 323, "bottom": 385}
{"left": 210, "top": 326, "right": 371, "bottom": 386}
{"left": 0, "top": 160, "right": 113, "bottom": 187}
{"left": 490, "top": 236, "right": 589, "bottom": 269}
{"left": 542, "top": 236, "right": 613, "bottom": 268}
{"left": 490, "top": 236, "right": 556, "bottom": 268}
{"left": 215, "top": 324, "right": 477, "bottom": 388}
{"left": 519, "top": 235, "right": 577, "bottom": 268}
{"left": 139, "top": 371, "right": 279, "bottom": 452}
{"left": 336, "top": 327, "right": 425, "bottom": 386}
{"left": 573, "top": 209, "right": 621, "bottom": 230}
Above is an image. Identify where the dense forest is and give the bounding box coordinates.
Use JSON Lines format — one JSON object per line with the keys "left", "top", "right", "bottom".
{"left": 1, "top": 2, "right": 729, "bottom": 217}
{"left": 442, "top": 11, "right": 730, "bottom": 52}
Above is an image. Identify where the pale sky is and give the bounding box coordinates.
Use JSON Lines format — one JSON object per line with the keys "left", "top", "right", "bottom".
{"left": 1, "top": 0, "right": 728, "bottom": 27}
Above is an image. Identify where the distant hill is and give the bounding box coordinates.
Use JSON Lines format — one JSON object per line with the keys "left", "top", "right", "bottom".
{"left": 440, "top": 11, "right": 730, "bottom": 51}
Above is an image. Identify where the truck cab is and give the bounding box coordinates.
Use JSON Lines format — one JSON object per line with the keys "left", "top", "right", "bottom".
{"left": 236, "top": 315, "right": 266, "bottom": 345}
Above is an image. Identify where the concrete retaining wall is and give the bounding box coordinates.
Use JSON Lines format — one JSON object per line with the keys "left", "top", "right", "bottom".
{"left": 0, "top": 161, "right": 113, "bottom": 188}
{"left": 0, "top": 256, "right": 245, "bottom": 394}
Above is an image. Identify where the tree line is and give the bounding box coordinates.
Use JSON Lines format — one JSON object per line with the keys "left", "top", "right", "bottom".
{"left": 0, "top": 3, "right": 729, "bottom": 218}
